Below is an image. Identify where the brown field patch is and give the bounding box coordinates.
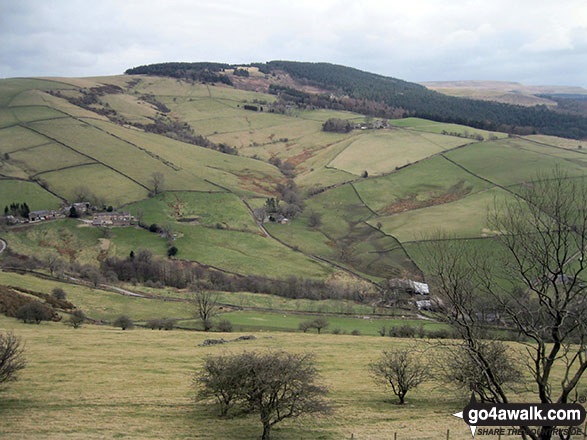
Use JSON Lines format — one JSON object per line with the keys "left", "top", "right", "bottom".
{"left": 381, "top": 181, "right": 473, "bottom": 215}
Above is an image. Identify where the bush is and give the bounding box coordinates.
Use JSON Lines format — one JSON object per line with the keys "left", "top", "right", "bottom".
{"left": 298, "top": 320, "right": 313, "bottom": 333}
{"left": 370, "top": 348, "right": 429, "bottom": 404}
{"left": 194, "top": 351, "right": 329, "bottom": 439}
{"left": 0, "top": 331, "right": 25, "bottom": 386}
{"left": 331, "top": 328, "right": 341, "bottom": 335}
{"left": 167, "top": 246, "right": 178, "bottom": 257}
{"left": 113, "top": 315, "right": 134, "bottom": 330}
{"left": 146, "top": 319, "right": 163, "bottom": 330}
{"left": 16, "top": 302, "right": 53, "bottom": 324}
{"left": 351, "top": 329, "right": 361, "bottom": 336}
{"left": 388, "top": 324, "right": 417, "bottom": 338}
{"left": 67, "top": 310, "right": 86, "bottom": 329}
{"left": 215, "top": 319, "right": 233, "bottom": 332}
{"left": 51, "top": 287, "right": 67, "bottom": 300}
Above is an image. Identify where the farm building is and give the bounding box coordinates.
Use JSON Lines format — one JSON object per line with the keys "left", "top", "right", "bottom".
{"left": 92, "top": 211, "right": 131, "bottom": 227}
{"left": 64, "top": 202, "right": 91, "bottom": 216}
{"left": 29, "top": 210, "right": 64, "bottom": 222}
{"left": 388, "top": 278, "right": 429, "bottom": 295}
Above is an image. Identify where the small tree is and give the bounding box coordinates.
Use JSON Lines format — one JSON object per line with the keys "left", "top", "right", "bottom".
{"left": 191, "top": 289, "right": 219, "bottom": 331}
{"left": 68, "top": 206, "right": 78, "bottom": 218}
{"left": 437, "top": 341, "right": 522, "bottom": 402}
{"left": 149, "top": 172, "right": 165, "bottom": 195}
{"left": 307, "top": 211, "right": 322, "bottom": 228}
{"left": 16, "top": 302, "right": 53, "bottom": 324}
{"left": 298, "top": 320, "right": 312, "bottom": 333}
{"left": 51, "top": 287, "right": 67, "bottom": 300}
{"left": 195, "top": 351, "right": 330, "bottom": 439}
{"left": 113, "top": 315, "right": 134, "bottom": 330}
{"left": 370, "top": 348, "right": 429, "bottom": 404}
{"left": 67, "top": 310, "right": 86, "bottom": 329}
{"left": 311, "top": 317, "right": 329, "bottom": 334}
{"left": 0, "top": 332, "right": 25, "bottom": 387}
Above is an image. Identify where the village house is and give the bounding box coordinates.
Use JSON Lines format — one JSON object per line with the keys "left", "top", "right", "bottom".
{"left": 64, "top": 202, "right": 91, "bottom": 216}
{"left": 92, "top": 211, "right": 132, "bottom": 227}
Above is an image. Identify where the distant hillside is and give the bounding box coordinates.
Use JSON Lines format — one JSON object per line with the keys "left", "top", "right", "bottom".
{"left": 126, "top": 61, "right": 587, "bottom": 139}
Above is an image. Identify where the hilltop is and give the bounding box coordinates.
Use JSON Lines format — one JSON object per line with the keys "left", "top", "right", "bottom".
{"left": 127, "top": 61, "right": 587, "bottom": 139}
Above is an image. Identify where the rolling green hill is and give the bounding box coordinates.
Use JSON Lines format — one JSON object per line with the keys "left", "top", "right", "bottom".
{"left": 0, "top": 71, "right": 586, "bottom": 285}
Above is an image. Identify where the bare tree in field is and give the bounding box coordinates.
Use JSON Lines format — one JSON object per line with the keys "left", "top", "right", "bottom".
{"left": 421, "top": 170, "right": 587, "bottom": 440}
{"left": 370, "top": 348, "right": 429, "bottom": 404}
{"left": 149, "top": 172, "right": 165, "bottom": 195}
{"left": 191, "top": 288, "right": 219, "bottom": 331}
{"left": 0, "top": 332, "right": 25, "bottom": 387}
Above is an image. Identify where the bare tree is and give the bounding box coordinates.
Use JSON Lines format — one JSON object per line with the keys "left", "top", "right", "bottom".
{"left": 67, "top": 310, "right": 86, "bottom": 329}
{"left": 149, "top": 172, "right": 165, "bottom": 195}
{"left": 195, "top": 351, "right": 330, "bottom": 440}
{"left": 369, "top": 348, "right": 429, "bottom": 404}
{"left": 436, "top": 341, "right": 522, "bottom": 402}
{"left": 191, "top": 288, "right": 219, "bottom": 331}
{"left": 420, "top": 169, "right": 587, "bottom": 440}
{"left": 0, "top": 332, "right": 25, "bottom": 387}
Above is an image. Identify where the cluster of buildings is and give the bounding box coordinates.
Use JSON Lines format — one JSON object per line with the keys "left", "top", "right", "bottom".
{"left": 388, "top": 278, "right": 432, "bottom": 311}
{"left": 4, "top": 202, "right": 132, "bottom": 227}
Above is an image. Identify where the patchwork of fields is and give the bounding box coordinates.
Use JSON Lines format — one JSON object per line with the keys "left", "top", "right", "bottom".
{"left": 1, "top": 74, "right": 586, "bottom": 283}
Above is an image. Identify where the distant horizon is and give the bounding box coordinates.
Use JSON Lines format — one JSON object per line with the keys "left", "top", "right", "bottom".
{"left": 2, "top": 0, "right": 586, "bottom": 88}
{"left": 3, "top": 60, "right": 587, "bottom": 91}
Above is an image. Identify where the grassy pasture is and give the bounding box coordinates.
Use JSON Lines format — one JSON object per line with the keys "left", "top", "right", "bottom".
{"left": 389, "top": 117, "right": 507, "bottom": 139}
{"left": 28, "top": 118, "right": 210, "bottom": 191}
{"left": 445, "top": 139, "right": 587, "bottom": 186}
{"left": 328, "top": 130, "right": 456, "bottom": 176}
{"left": 3, "top": 219, "right": 105, "bottom": 264}
{"left": 353, "top": 155, "right": 492, "bottom": 213}
{"left": 0, "top": 125, "right": 50, "bottom": 153}
{"left": 40, "top": 163, "right": 149, "bottom": 206}
{"left": 372, "top": 187, "right": 513, "bottom": 242}
{"left": 524, "top": 134, "right": 586, "bottom": 150}
{"left": 9, "top": 106, "right": 67, "bottom": 124}
{"left": 126, "top": 192, "right": 259, "bottom": 231}
{"left": 172, "top": 224, "right": 334, "bottom": 279}
{"left": 0, "top": 78, "right": 73, "bottom": 107}
{"left": 1, "top": 314, "right": 581, "bottom": 440}
{"left": 9, "top": 142, "right": 93, "bottom": 175}
{"left": 86, "top": 118, "right": 282, "bottom": 197}
{"left": 0, "top": 180, "right": 62, "bottom": 211}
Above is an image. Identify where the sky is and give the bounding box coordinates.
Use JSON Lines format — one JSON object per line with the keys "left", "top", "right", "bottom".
{"left": 1, "top": 0, "right": 587, "bottom": 87}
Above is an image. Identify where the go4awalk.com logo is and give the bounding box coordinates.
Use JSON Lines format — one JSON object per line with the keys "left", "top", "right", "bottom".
{"left": 453, "top": 394, "right": 586, "bottom": 437}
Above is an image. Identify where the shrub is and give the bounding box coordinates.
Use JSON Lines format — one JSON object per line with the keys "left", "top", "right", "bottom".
{"left": 351, "top": 329, "right": 361, "bottom": 336}
{"left": 215, "top": 319, "right": 233, "bottom": 332}
{"left": 0, "top": 331, "right": 25, "bottom": 386}
{"left": 67, "top": 310, "right": 86, "bottom": 329}
{"left": 16, "top": 302, "right": 53, "bottom": 324}
{"left": 331, "top": 328, "right": 341, "bottom": 335}
{"left": 113, "top": 315, "right": 134, "bottom": 330}
{"left": 194, "top": 351, "right": 329, "bottom": 438}
{"left": 51, "top": 287, "right": 67, "bottom": 300}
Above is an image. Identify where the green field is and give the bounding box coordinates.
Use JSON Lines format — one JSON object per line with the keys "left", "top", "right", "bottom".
{"left": 1, "top": 73, "right": 586, "bottom": 283}
{"left": 0, "top": 180, "right": 62, "bottom": 211}
{"left": 328, "top": 130, "right": 467, "bottom": 175}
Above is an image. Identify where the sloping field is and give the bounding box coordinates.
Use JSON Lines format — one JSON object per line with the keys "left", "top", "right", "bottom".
{"left": 86, "top": 119, "right": 282, "bottom": 197}
{"left": 389, "top": 117, "right": 507, "bottom": 139}
{"left": 39, "top": 163, "right": 149, "bottom": 205}
{"left": 372, "top": 187, "right": 513, "bottom": 241}
{"left": 173, "top": 224, "right": 334, "bottom": 279}
{"left": 445, "top": 139, "right": 587, "bottom": 186}
{"left": 9, "top": 142, "right": 93, "bottom": 175}
{"left": 126, "top": 192, "right": 259, "bottom": 231}
{"left": 328, "top": 129, "right": 467, "bottom": 176}
{"left": 0, "top": 180, "right": 62, "bottom": 211}
{"left": 353, "top": 155, "right": 492, "bottom": 213}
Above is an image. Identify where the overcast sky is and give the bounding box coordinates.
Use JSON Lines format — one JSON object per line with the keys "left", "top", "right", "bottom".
{"left": 2, "top": 0, "right": 587, "bottom": 86}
